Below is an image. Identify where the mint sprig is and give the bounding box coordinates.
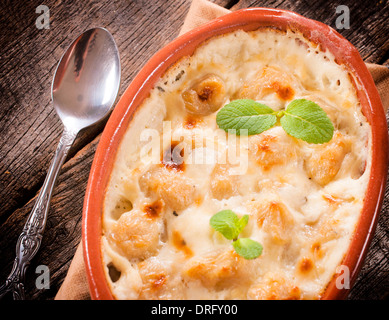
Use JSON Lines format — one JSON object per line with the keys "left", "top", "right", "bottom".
{"left": 216, "top": 98, "right": 334, "bottom": 144}
{"left": 280, "top": 99, "right": 334, "bottom": 144}
{"left": 216, "top": 99, "right": 277, "bottom": 135}
{"left": 210, "top": 210, "right": 248, "bottom": 240}
{"left": 210, "top": 210, "right": 262, "bottom": 260}
{"left": 232, "top": 238, "right": 263, "bottom": 260}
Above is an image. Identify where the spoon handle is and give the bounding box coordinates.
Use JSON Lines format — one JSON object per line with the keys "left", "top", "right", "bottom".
{"left": 0, "top": 127, "right": 78, "bottom": 300}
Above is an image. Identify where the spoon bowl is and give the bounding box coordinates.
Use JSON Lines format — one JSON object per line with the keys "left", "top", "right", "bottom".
{"left": 52, "top": 27, "right": 121, "bottom": 131}
{"left": 0, "top": 27, "right": 120, "bottom": 300}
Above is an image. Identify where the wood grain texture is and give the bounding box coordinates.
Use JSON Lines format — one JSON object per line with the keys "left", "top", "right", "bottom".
{"left": 0, "top": 0, "right": 387, "bottom": 300}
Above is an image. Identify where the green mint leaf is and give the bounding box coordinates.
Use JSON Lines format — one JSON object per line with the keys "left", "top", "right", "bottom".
{"left": 210, "top": 211, "right": 262, "bottom": 260}
{"left": 232, "top": 238, "right": 263, "bottom": 260}
{"left": 210, "top": 210, "right": 241, "bottom": 240}
{"left": 280, "top": 99, "right": 334, "bottom": 144}
{"left": 216, "top": 99, "right": 277, "bottom": 135}
{"left": 237, "top": 215, "right": 249, "bottom": 234}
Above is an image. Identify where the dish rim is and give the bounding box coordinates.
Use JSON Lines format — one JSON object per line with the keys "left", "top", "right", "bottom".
{"left": 82, "top": 7, "right": 388, "bottom": 300}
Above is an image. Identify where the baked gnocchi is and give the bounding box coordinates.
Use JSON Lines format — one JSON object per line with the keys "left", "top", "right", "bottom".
{"left": 102, "top": 28, "right": 371, "bottom": 299}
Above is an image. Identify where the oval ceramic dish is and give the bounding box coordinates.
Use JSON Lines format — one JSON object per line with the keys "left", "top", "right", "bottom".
{"left": 82, "top": 8, "right": 388, "bottom": 300}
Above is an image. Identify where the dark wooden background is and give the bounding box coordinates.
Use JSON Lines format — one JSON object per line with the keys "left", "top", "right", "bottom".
{"left": 0, "top": 0, "right": 388, "bottom": 300}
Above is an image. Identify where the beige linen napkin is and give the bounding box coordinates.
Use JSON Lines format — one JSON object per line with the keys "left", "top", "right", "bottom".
{"left": 55, "top": 0, "right": 389, "bottom": 300}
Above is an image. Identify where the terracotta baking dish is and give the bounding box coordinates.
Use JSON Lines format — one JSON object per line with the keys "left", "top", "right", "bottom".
{"left": 82, "top": 8, "right": 388, "bottom": 300}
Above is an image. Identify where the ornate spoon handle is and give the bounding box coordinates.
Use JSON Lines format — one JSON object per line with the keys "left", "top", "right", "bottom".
{"left": 0, "top": 127, "right": 78, "bottom": 300}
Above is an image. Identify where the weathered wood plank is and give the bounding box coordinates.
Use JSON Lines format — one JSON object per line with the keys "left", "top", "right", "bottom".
{"left": 0, "top": 133, "right": 100, "bottom": 300}
{"left": 0, "top": 0, "right": 233, "bottom": 301}
{"left": 0, "top": 0, "right": 387, "bottom": 300}
{"left": 0, "top": 0, "right": 202, "bottom": 223}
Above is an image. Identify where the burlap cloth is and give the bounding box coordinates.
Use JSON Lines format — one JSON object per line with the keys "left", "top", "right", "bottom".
{"left": 55, "top": 0, "right": 389, "bottom": 300}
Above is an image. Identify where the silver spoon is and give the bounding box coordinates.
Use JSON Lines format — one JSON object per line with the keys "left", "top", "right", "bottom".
{"left": 0, "top": 27, "right": 120, "bottom": 300}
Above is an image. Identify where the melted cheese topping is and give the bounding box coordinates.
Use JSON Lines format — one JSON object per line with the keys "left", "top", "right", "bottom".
{"left": 101, "top": 29, "right": 371, "bottom": 300}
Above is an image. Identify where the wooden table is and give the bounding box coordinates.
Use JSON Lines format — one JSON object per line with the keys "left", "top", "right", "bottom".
{"left": 0, "top": 0, "right": 388, "bottom": 300}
